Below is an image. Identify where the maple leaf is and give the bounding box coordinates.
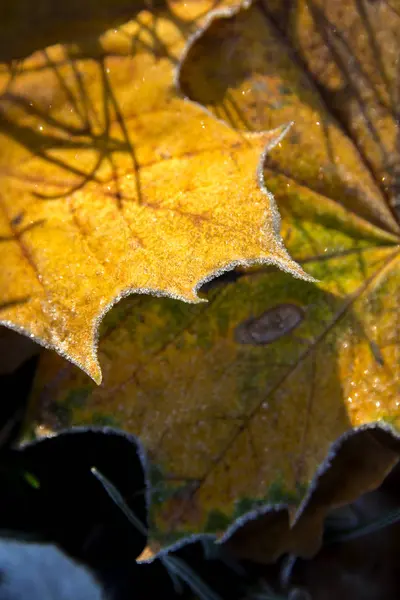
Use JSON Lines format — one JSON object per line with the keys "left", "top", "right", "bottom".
{"left": 221, "top": 423, "right": 400, "bottom": 599}
{"left": 30, "top": 0, "right": 400, "bottom": 542}
{"left": 0, "top": 0, "right": 309, "bottom": 384}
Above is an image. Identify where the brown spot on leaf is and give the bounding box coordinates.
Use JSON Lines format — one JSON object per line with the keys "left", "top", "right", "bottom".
{"left": 234, "top": 303, "right": 305, "bottom": 345}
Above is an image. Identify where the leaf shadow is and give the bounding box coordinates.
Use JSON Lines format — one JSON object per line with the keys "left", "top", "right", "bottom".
{"left": 0, "top": 0, "right": 226, "bottom": 207}
{"left": 0, "top": 45, "right": 142, "bottom": 206}
{"left": 0, "top": 297, "right": 31, "bottom": 311}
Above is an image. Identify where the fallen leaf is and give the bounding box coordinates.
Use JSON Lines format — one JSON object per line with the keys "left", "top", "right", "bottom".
{"left": 220, "top": 423, "right": 400, "bottom": 599}
{"left": 30, "top": 0, "right": 400, "bottom": 541}
{"left": 179, "top": 0, "right": 400, "bottom": 231}
{"left": 0, "top": 0, "right": 308, "bottom": 383}
{"left": 221, "top": 423, "right": 400, "bottom": 563}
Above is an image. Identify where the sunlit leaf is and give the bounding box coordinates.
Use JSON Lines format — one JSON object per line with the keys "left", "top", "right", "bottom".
{"left": 31, "top": 0, "right": 400, "bottom": 541}
{"left": 0, "top": 0, "right": 308, "bottom": 383}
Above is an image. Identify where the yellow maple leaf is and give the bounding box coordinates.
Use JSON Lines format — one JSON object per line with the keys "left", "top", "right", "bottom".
{"left": 30, "top": 0, "right": 400, "bottom": 541}
{"left": 0, "top": 0, "right": 310, "bottom": 384}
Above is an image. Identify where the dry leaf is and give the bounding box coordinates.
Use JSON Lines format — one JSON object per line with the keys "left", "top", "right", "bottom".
{"left": 0, "top": 0, "right": 309, "bottom": 383}
{"left": 30, "top": 0, "right": 400, "bottom": 541}
{"left": 221, "top": 424, "right": 400, "bottom": 599}
{"left": 221, "top": 423, "right": 400, "bottom": 561}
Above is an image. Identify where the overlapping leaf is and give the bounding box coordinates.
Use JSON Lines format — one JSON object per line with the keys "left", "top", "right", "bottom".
{"left": 220, "top": 423, "right": 400, "bottom": 599}
{"left": 0, "top": 0, "right": 309, "bottom": 383}
{"left": 30, "top": 0, "right": 400, "bottom": 542}
{"left": 4, "top": 390, "right": 400, "bottom": 598}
